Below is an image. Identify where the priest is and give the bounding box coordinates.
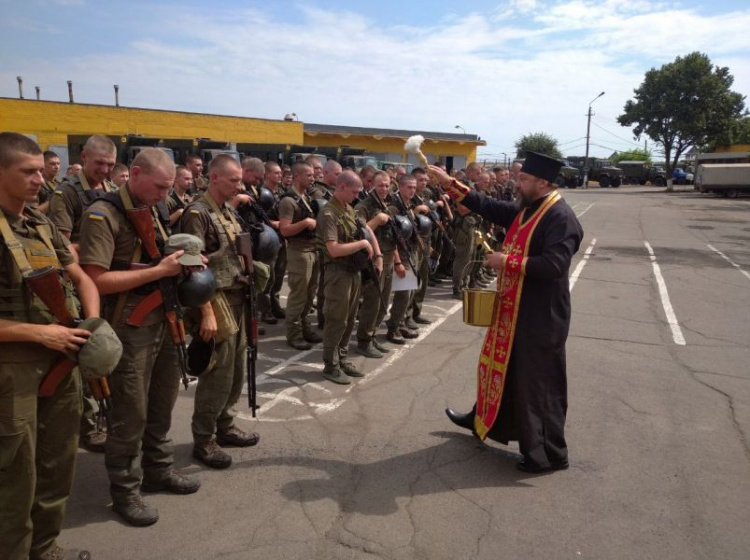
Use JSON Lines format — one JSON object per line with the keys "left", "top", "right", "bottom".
{"left": 428, "top": 152, "right": 583, "bottom": 474}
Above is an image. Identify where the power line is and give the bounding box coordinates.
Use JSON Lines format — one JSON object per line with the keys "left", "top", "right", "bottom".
{"left": 591, "top": 119, "right": 641, "bottom": 147}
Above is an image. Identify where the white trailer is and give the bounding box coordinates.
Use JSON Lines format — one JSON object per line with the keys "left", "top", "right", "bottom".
{"left": 695, "top": 163, "right": 750, "bottom": 198}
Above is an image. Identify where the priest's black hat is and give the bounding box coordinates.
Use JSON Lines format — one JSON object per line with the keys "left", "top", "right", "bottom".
{"left": 520, "top": 152, "right": 563, "bottom": 183}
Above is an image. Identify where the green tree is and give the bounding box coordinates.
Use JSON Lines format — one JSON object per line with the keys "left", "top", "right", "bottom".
{"left": 705, "top": 116, "right": 750, "bottom": 150}
{"left": 515, "top": 132, "right": 562, "bottom": 160}
{"left": 611, "top": 148, "right": 652, "bottom": 164}
{"left": 618, "top": 52, "right": 746, "bottom": 190}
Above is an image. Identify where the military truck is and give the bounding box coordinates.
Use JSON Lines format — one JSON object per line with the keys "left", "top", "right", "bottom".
{"left": 555, "top": 160, "right": 582, "bottom": 188}
{"left": 567, "top": 157, "right": 623, "bottom": 188}
{"left": 617, "top": 160, "right": 666, "bottom": 186}
{"left": 695, "top": 163, "right": 750, "bottom": 198}
{"left": 118, "top": 135, "right": 175, "bottom": 165}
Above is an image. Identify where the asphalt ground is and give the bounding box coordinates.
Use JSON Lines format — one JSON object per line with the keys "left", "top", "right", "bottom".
{"left": 60, "top": 185, "right": 750, "bottom": 559}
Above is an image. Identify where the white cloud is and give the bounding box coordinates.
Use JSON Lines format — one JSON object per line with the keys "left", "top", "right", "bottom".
{"left": 1, "top": 1, "right": 748, "bottom": 160}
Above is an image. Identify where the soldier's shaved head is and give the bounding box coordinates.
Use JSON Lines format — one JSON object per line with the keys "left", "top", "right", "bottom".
{"left": 210, "top": 154, "right": 241, "bottom": 174}
{"left": 241, "top": 156, "right": 264, "bottom": 175}
{"left": 335, "top": 170, "right": 361, "bottom": 190}
{"left": 83, "top": 134, "right": 116, "bottom": 156}
{"left": 131, "top": 147, "right": 176, "bottom": 176}
{"left": 0, "top": 132, "right": 41, "bottom": 168}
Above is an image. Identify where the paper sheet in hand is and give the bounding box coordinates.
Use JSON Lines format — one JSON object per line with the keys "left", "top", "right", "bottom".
{"left": 392, "top": 269, "right": 418, "bottom": 292}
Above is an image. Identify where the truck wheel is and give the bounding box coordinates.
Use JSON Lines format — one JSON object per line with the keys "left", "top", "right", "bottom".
{"left": 612, "top": 178, "right": 621, "bottom": 188}
{"left": 727, "top": 190, "right": 738, "bottom": 199}
{"left": 654, "top": 177, "right": 665, "bottom": 187}
{"left": 639, "top": 179, "right": 647, "bottom": 185}
{"left": 599, "top": 176, "right": 611, "bottom": 188}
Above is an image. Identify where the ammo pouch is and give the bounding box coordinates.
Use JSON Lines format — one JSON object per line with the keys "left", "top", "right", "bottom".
{"left": 210, "top": 291, "right": 239, "bottom": 343}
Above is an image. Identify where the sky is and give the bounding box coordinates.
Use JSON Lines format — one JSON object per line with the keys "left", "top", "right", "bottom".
{"left": 1, "top": 0, "right": 749, "bottom": 162}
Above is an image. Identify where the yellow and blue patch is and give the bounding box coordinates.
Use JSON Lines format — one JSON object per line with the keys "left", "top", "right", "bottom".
{"left": 88, "top": 211, "right": 105, "bottom": 221}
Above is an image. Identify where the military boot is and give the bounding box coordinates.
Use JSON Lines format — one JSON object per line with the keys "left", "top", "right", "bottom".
{"left": 404, "top": 316, "right": 419, "bottom": 330}
{"left": 372, "top": 338, "right": 391, "bottom": 353}
{"left": 142, "top": 470, "right": 201, "bottom": 495}
{"left": 340, "top": 361, "right": 365, "bottom": 378}
{"left": 451, "top": 288, "right": 462, "bottom": 300}
{"left": 217, "top": 425, "right": 260, "bottom": 447}
{"left": 193, "top": 440, "right": 232, "bottom": 469}
{"left": 38, "top": 544, "right": 91, "bottom": 560}
{"left": 399, "top": 327, "right": 419, "bottom": 339}
{"left": 322, "top": 363, "right": 351, "bottom": 385}
{"left": 356, "top": 341, "right": 382, "bottom": 359}
{"left": 386, "top": 330, "right": 406, "bottom": 345}
{"left": 303, "top": 323, "right": 322, "bottom": 343}
{"left": 287, "top": 338, "right": 312, "bottom": 351}
{"left": 112, "top": 494, "right": 159, "bottom": 527}
{"left": 413, "top": 314, "right": 432, "bottom": 325}
{"left": 260, "top": 311, "right": 278, "bottom": 325}
{"left": 81, "top": 430, "right": 106, "bottom": 453}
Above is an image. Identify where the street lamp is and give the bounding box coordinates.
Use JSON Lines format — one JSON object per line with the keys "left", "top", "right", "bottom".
{"left": 501, "top": 152, "right": 508, "bottom": 167}
{"left": 454, "top": 125, "right": 466, "bottom": 134}
{"left": 582, "top": 91, "right": 605, "bottom": 188}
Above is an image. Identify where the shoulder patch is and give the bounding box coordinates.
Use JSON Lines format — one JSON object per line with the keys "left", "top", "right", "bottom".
{"left": 190, "top": 209, "right": 201, "bottom": 214}
{"left": 88, "top": 211, "right": 105, "bottom": 221}
{"left": 54, "top": 190, "right": 64, "bottom": 195}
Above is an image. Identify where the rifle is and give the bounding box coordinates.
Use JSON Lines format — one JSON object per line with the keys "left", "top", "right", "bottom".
{"left": 369, "top": 190, "right": 418, "bottom": 273}
{"left": 125, "top": 206, "right": 192, "bottom": 390}
{"left": 353, "top": 217, "right": 389, "bottom": 314}
{"left": 424, "top": 199, "right": 456, "bottom": 251}
{"left": 235, "top": 232, "right": 259, "bottom": 417}
{"left": 25, "top": 266, "right": 114, "bottom": 433}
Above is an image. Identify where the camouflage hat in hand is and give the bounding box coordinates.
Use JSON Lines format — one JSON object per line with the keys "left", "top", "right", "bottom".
{"left": 73, "top": 317, "right": 124, "bottom": 380}
{"left": 165, "top": 233, "right": 205, "bottom": 266}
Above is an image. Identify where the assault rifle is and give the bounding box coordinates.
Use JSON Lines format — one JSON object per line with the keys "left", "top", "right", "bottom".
{"left": 424, "top": 198, "right": 456, "bottom": 251}
{"left": 26, "top": 266, "right": 113, "bottom": 433}
{"left": 369, "top": 190, "right": 417, "bottom": 273}
{"left": 236, "top": 232, "right": 259, "bottom": 417}
{"left": 125, "top": 206, "right": 192, "bottom": 390}
{"left": 353, "top": 217, "right": 389, "bottom": 313}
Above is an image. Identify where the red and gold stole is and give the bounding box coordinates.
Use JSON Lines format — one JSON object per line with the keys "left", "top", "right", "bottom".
{"left": 474, "top": 191, "right": 561, "bottom": 440}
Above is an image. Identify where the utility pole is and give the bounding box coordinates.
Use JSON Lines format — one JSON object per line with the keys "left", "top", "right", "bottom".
{"left": 582, "top": 91, "right": 605, "bottom": 188}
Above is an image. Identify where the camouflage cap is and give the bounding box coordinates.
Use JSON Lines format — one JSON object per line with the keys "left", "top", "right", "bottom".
{"left": 165, "top": 233, "right": 204, "bottom": 266}
{"left": 74, "top": 317, "right": 123, "bottom": 380}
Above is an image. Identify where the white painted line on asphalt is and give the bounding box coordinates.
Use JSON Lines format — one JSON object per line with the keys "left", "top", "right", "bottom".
{"left": 707, "top": 244, "right": 750, "bottom": 283}
{"left": 644, "top": 241, "right": 686, "bottom": 346}
{"left": 569, "top": 238, "right": 597, "bottom": 292}
{"left": 576, "top": 202, "right": 595, "bottom": 218}
{"left": 354, "top": 302, "right": 463, "bottom": 389}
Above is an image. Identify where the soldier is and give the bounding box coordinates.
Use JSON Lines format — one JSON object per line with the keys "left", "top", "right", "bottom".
{"left": 281, "top": 168, "right": 293, "bottom": 189}
{"left": 66, "top": 163, "right": 82, "bottom": 177}
{"left": 79, "top": 148, "right": 201, "bottom": 527}
{"left": 49, "top": 134, "right": 117, "bottom": 249}
{"left": 180, "top": 154, "right": 260, "bottom": 469}
{"left": 304, "top": 154, "right": 324, "bottom": 183}
{"left": 185, "top": 153, "right": 207, "bottom": 192}
{"left": 309, "top": 160, "right": 341, "bottom": 329}
{"left": 0, "top": 132, "right": 100, "bottom": 560}
{"left": 355, "top": 170, "right": 400, "bottom": 357}
{"left": 166, "top": 165, "right": 194, "bottom": 228}
{"left": 259, "top": 161, "right": 286, "bottom": 323}
{"left": 36, "top": 150, "right": 61, "bottom": 214}
{"left": 385, "top": 174, "right": 422, "bottom": 343}
{"left": 238, "top": 157, "right": 278, "bottom": 325}
{"left": 359, "top": 164, "right": 377, "bottom": 199}
{"left": 49, "top": 134, "right": 117, "bottom": 452}
{"left": 278, "top": 162, "right": 321, "bottom": 350}
{"left": 451, "top": 163, "right": 483, "bottom": 299}
{"left": 317, "top": 170, "right": 382, "bottom": 383}
{"left": 407, "top": 168, "right": 435, "bottom": 326}
{"left": 110, "top": 163, "right": 129, "bottom": 188}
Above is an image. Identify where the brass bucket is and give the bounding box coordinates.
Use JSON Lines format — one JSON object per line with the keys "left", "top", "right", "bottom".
{"left": 462, "top": 288, "right": 497, "bottom": 327}
{"left": 460, "top": 259, "right": 498, "bottom": 327}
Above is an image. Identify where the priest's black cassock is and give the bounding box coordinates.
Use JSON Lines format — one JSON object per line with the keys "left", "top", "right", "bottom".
{"left": 460, "top": 189, "right": 583, "bottom": 469}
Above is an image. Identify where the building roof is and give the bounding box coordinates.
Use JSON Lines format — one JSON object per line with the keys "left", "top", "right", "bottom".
{"left": 304, "top": 123, "right": 485, "bottom": 145}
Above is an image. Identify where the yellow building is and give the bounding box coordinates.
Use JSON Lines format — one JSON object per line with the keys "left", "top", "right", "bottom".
{"left": 0, "top": 97, "right": 484, "bottom": 171}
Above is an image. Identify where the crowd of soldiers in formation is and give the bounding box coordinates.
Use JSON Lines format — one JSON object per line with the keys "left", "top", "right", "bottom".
{"left": 17, "top": 136, "right": 523, "bottom": 549}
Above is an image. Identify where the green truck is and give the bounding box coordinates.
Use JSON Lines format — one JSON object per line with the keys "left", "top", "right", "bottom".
{"left": 617, "top": 161, "right": 666, "bottom": 186}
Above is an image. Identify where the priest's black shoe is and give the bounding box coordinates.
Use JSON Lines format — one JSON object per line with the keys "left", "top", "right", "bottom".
{"left": 516, "top": 459, "right": 569, "bottom": 474}
{"left": 445, "top": 408, "right": 474, "bottom": 431}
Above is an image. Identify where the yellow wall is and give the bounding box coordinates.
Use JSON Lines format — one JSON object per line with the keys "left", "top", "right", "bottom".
{"left": 0, "top": 98, "right": 303, "bottom": 149}
{"left": 0, "top": 97, "right": 480, "bottom": 162}
{"left": 304, "top": 132, "right": 479, "bottom": 163}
